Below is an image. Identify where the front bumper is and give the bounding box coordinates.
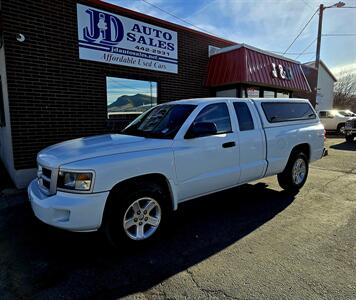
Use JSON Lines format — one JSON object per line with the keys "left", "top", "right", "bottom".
{"left": 345, "top": 129, "right": 356, "bottom": 135}
{"left": 28, "top": 179, "right": 109, "bottom": 232}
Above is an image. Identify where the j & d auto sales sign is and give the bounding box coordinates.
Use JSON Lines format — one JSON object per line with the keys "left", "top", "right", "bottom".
{"left": 77, "top": 4, "right": 178, "bottom": 73}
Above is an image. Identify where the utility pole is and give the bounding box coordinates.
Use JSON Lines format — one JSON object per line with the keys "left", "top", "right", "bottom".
{"left": 314, "top": 1, "right": 346, "bottom": 72}
{"left": 315, "top": 4, "right": 324, "bottom": 76}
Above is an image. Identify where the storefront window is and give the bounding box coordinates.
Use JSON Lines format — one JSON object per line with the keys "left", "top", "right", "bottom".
{"left": 0, "top": 76, "right": 5, "bottom": 127}
{"left": 216, "top": 89, "right": 236, "bottom": 97}
{"left": 107, "top": 77, "right": 157, "bottom": 118}
{"left": 263, "top": 90, "right": 275, "bottom": 98}
{"left": 246, "top": 87, "right": 260, "bottom": 98}
{"left": 276, "top": 91, "right": 290, "bottom": 98}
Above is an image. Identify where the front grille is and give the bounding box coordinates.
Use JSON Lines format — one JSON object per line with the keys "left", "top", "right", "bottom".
{"left": 38, "top": 165, "right": 56, "bottom": 195}
{"left": 42, "top": 179, "right": 51, "bottom": 189}
{"left": 42, "top": 167, "right": 52, "bottom": 179}
{"left": 346, "top": 120, "right": 356, "bottom": 128}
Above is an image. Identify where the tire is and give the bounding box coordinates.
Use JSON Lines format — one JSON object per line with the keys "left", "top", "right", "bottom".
{"left": 337, "top": 123, "right": 346, "bottom": 135}
{"left": 102, "top": 180, "right": 168, "bottom": 248}
{"left": 277, "top": 152, "right": 309, "bottom": 194}
{"left": 345, "top": 135, "right": 354, "bottom": 142}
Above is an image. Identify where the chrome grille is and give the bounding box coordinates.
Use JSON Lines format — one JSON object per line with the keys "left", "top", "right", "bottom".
{"left": 346, "top": 120, "right": 356, "bottom": 129}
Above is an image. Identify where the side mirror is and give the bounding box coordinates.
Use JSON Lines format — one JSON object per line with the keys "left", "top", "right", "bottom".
{"left": 185, "top": 122, "right": 217, "bottom": 139}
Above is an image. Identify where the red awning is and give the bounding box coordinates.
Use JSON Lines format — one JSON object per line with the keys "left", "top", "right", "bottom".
{"left": 205, "top": 45, "right": 311, "bottom": 92}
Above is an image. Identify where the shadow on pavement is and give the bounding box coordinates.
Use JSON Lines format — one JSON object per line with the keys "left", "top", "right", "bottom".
{"left": 0, "top": 182, "right": 294, "bottom": 299}
{"left": 0, "top": 160, "right": 14, "bottom": 191}
{"left": 330, "top": 141, "right": 356, "bottom": 151}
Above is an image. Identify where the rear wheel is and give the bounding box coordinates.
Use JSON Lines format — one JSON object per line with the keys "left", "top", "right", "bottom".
{"left": 337, "top": 123, "right": 346, "bottom": 135}
{"left": 277, "top": 152, "right": 309, "bottom": 194}
{"left": 102, "top": 181, "right": 168, "bottom": 248}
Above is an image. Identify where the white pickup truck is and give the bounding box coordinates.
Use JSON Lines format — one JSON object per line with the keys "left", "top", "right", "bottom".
{"left": 28, "top": 98, "right": 325, "bottom": 245}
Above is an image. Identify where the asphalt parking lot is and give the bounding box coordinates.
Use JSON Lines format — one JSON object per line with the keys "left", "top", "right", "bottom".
{"left": 0, "top": 138, "right": 355, "bottom": 300}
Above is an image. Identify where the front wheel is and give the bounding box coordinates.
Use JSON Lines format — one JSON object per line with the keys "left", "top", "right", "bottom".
{"left": 345, "top": 135, "right": 354, "bottom": 142}
{"left": 102, "top": 181, "right": 167, "bottom": 248}
{"left": 277, "top": 152, "right": 309, "bottom": 194}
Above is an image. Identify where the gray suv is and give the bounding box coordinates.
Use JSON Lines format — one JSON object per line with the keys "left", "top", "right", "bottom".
{"left": 345, "top": 117, "right": 356, "bottom": 142}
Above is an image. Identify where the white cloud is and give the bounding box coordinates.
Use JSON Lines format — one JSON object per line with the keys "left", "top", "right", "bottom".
{"left": 102, "top": 0, "right": 356, "bottom": 68}
{"left": 331, "top": 62, "right": 356, "bottom": 78}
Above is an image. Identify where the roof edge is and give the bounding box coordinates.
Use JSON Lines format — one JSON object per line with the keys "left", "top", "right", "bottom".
{"left": 305, "top": 60, "right": 337, "bottom": 82}
{"left": 211, "top": 43, "right": 301, "bottom": 64}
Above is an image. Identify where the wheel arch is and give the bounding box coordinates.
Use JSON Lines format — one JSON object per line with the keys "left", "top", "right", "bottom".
{"left": 337, "top": 122, "right": 345, "bottom": 131}
{"left": 103, "top": 173, "right": 177, "bottom": 222}
{"left": 290, "top": 143, "right": 311, "bottom": 161}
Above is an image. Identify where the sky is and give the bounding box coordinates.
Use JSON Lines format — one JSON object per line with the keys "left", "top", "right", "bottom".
{"left": 103, "top": 0, "right": 356, "bottom": 78}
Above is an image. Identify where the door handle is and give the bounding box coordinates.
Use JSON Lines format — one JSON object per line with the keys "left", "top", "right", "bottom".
{"left": 222, "top": 141, "right": 236, "bottom": 148}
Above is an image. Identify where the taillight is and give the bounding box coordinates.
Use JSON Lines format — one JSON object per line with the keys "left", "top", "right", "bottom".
{"left": 324, "top": 129, "right": 326, "bottom": 141}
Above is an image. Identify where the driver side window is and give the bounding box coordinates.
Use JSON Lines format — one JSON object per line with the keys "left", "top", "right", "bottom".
{"left": 194, "top": 103, "right": 232, "bottom": 134}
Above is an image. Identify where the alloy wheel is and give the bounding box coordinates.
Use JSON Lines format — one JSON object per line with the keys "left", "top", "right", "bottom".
{"left": 123, "top": 197, "right": 161, "bottom": 240}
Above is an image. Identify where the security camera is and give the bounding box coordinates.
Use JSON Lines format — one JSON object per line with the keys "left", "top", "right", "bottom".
{"left": 16, "top": 33, "right": 25, "bottom": 42}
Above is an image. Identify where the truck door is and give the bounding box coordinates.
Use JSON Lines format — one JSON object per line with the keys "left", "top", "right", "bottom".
{"left": 232, "top": 101, "right": 267, "bottom": 182}
{"left": 173, "top": 103, "right": 240, "bottom": 201}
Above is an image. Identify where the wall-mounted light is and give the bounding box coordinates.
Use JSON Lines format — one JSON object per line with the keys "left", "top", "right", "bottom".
{"left": 16, "top": 33, "right": 25, "bottom": 43}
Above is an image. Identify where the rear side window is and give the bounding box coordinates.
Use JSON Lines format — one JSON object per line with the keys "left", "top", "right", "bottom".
{"left": 261, "top": 102, "right": 316, "bottom": 123}
{"left": 194, "top": 103, "right": 232, "bottom": 134}
{"left": 233, "top": 102, "right": 254, "bottom": 131}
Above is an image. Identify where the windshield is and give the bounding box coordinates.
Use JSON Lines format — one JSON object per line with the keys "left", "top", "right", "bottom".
{"left": 339, "top": 110, "right": 355, "bottom": 117}
{"left": 121, "top": 104, "right": 197, "bottom": 139}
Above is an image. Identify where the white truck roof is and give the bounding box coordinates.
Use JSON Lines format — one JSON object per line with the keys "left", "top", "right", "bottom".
{"left": 166, "top": 97, "right": 310, "bottom": 105}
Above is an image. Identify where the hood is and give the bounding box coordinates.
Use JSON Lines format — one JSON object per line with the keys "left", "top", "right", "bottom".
{"left": 37, "top": 134, "right": 172, "bottom": 168}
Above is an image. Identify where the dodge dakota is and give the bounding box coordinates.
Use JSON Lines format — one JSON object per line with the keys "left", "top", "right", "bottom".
{"left": 28, "top": 98, "right": 325, "bottom": 245}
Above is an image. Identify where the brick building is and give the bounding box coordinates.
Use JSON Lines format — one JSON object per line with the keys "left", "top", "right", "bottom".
{"left": 0, "top": 0, "right": 313, "bottom": 188}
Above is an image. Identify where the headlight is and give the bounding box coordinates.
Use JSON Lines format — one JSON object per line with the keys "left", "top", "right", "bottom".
{"left": 57, "top": 170, "right": 94, "bottom": 192}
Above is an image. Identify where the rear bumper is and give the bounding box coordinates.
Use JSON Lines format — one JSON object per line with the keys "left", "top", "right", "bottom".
{"left": 322, "top": 148, "right": 328, "bottom": 157}
{"left": 28, "top": 179, "right": 109, "bottom": 232}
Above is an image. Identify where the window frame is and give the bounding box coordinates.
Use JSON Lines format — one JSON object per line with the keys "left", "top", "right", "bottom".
{"left": 261, "top": 102, "right": 316, "bottom": 123}
{"left": 233, "top": 102, "right": 255, "bottom": 131}
{"left": 106, "top": 76, "right": 159, "bottom": 118}
{"left": 189, "top": 103, "right": 233, "bottom": 137}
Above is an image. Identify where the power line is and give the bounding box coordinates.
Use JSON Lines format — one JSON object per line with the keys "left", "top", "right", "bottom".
{"left": 301, "top": 0, "right": 315, "bottom": 10}
{"left": 185, "top": 0, "right": 217, "bottom": 20}
{"left": 139, "top": 0, "right": 215, "bottom": 36}
{"left": 322, "top": 33, "right": 356, "bottom": 36}
{"left": 295, "top": 38, "right": 317, "bottom": 59}
{"left": 283, "top": 8, "right": 319, "bottom": 54}
{"left": 270, "top": 50, "right": 315, "bottom": 55}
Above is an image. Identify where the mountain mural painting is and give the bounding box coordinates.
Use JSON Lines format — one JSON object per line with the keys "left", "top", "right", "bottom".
{"left": 108, "top": 94, "right": 157, "bottom": 113}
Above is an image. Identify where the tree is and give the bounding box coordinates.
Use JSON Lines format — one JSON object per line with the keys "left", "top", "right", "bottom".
{"left": 333, "top": 71, "right": 356, "bottom": 109}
